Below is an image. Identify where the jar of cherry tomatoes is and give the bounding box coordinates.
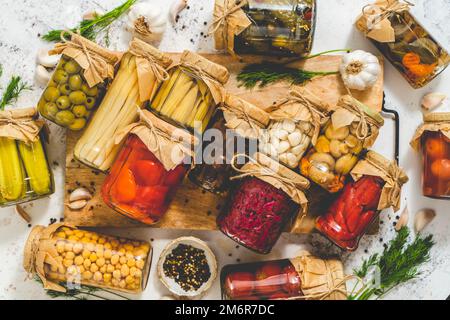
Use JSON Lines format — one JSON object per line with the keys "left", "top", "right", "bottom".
{"left": 101, "top": 110, "right": 195, "bottom": 225}
{"left": 300, "top": 95, "right": 384, "bottom": 193}
{"left": 221, "top": 251, "right": 346, "bottom": 300}
{"left": 217, "top": 152, "right": 309, "bottom": 254}
{"left": 316, "top": 151, "right": 408, "bottom": 251}
{"left": 188, "top": 94, "right": 270, "bottom": 195}
{"left": 411, "top": 112, "right": 450, "bottom": 199}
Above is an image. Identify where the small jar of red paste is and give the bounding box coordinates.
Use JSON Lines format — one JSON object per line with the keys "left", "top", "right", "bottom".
{"left": 217, "top": 153, "right": 309, "bottom": 254}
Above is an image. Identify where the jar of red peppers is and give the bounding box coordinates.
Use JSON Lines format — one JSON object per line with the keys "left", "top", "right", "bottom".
{"left": 300, "top": 95, "right": 384, "bottom": 193}
{"left": 356, "top": 1, "right": 449, "bottom": 89}
{"left": 188, "top": 94, "right": 270, "bottom": 194}
{"left": 316, "top": 151, "right": 408, "bottom": 251}
{"left": 218, "top": 152, "right": 310, "bottom": 254}
{"left": 411, "top": 113, "right": 450, "bottom": 199}
{"left": 221, "top": 251, "right": 347, "bottom": 300}
{"left": 102, "top": 110, "right": 195, "bottom": 225}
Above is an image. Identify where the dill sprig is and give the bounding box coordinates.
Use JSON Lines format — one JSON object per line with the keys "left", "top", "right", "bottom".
{"left": 34, "top": 276, "right": 131, "bottom": 300}
{"left": 42, "top": 0, "right": 137, "bottom": 43}
{"left": 0, "top": 76, "right": 31, "bottom": 111}
{"left": 350, "top": 227, "right": 434, "bottom": 300}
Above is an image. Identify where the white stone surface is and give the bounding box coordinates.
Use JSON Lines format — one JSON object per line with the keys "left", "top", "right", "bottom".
{"left": 0, "top": 0, "right": 449, "bottom": 300}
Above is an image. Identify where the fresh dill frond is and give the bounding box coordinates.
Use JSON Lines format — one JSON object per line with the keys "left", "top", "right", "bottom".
{"left": 0, "top": 76, "right": 31, "bottom": 110}
{"left": 42, "top": 0, "right": 137, "bottom": 43}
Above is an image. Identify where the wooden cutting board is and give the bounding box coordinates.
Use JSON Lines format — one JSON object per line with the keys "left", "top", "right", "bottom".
{"left": 64, "top": 53, "right": 384, "bottom": 233}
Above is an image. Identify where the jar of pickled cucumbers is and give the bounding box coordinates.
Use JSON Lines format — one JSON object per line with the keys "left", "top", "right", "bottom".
{"left": 188, "top": 94, "right": 270, "bottom": 194}
{"left": 213, "top": 0, "right": 316, "bottom": 57}
{"left": 411, "top": 113, "right": 450, "bottom": 199}
{"left": 24, "top": 223, "right": 152, "bottom": 294}
{"left": 150, "top": 50, "right": 229, "bottom": 133}
{"left": 300, "top": 95, "right": 384, "bottom": 193}
{"left": 102, "top": 110, "right": 195, "bottom": 225}
{"left": 356, "top": 2, "right": 449, "bottom": 88}
{"left": 74, "top": 39, "right": 173, "bottom": 172}
{"left": 316, "top": 151, "right": 408, "bottom": 251}
{"left": 0, "top": 108, "right": 54, "bottom": 207}
{"left": 37, "top": 34, "right": 120, "bottom": 130}
{"left": 221, "top": 252, "right": 346, "bottom": 300}
{"left": 218, "top": 152, "right": 309, "bottom": 254}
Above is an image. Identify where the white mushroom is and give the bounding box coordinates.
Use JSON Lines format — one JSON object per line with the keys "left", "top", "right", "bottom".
{"left": 414, "top": 209, "right": 436, "bottom": 233}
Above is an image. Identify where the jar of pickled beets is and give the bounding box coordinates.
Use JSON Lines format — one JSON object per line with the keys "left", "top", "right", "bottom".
{"left": 102, "top": 110, "right": 194, "bottom": 225}
{"left": 316, "top": 151, "right": 408, "bottom": 251}
{"left": 217, "top": 153, "right": 309, "bottom": 254}
{"left": 411, "top": 113, "right": 450, "bottom": 199}
{"left": 221, "top": 252, "right": 346, "bottom": 300}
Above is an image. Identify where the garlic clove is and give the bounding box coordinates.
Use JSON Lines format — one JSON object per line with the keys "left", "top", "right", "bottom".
{"left": 277, "top": 141, "right": 290, "bottom": 154}
{"left": 414, "top": 209, "right": 436, "bottom": 233}
{"left": 282, "top": 119, "right": 296, "bottom": 133}
{"left": 421, "top": 92, "right": 447, "bottom": 111}
{"left": 69, "top": 187, "right": 92, "bottom": 202}
{"left": 274, "top": 129, "right": 289, "bottom": 140}
{"left": 288, "top": 131, "right": 302, "bottom": 147}
{"left": 67, "top": 200, "right": 88, "bottom": 211}
{"left": 395, "top": 206, "right": 409, "bottom": 231}
{"left": 170, "top": 0, "right": 188, "bottom": 24}
{"left": 35, "top": 65, "right": 52, "bottom": 86}
{"left": 37, "top": 49, "right": 60, "bottom": 68}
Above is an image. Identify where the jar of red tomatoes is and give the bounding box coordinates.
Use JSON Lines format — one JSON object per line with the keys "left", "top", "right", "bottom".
{"left": 188, "top": 94, "right": 270, "bottom": 195}
{"left": 217, "top": 152, "right": 309, "bottom": 254}
{"left": 221, "top": 251, "right": 347, "bottom": 300}
{"left": 316, "top": 151, "right": 408, "bottom": 251}
{"left": 101, "top": 110, "right": 195, "bottom": 225}
{"left": 411, "top": 112, "right": 450, "bottom": 199}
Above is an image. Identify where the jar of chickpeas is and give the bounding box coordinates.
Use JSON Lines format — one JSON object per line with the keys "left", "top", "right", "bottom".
{"left": 23, "top": 224, "right": 152, "bottom": 294}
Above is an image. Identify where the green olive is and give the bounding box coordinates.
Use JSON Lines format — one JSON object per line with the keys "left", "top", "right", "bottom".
{"left": 72, "top": 105, "right": 87, "bottom": 118}
{"left": 69, "top": 91, "right": 87, "bottom": 105}
{"left": 69, "top": 75, "right": 83, "bottom": 91}
{"left": 68, "top": 118, "right": 87, "bottom": 131}
{"left": 85, "top": 97, "right": 96, "bottom": 110}
{"left": 64, "top": 60, "right": 82, "bottom": 74}
{"left": 81, "top": 84, "right": 99, "bottom": 97}
{"left": 56, "top": 96, "right": 71, "bottom": 110}
{"left": 55, "top": 110, "right": 75, "bottom": 126}
{"left": 47, "top": 79, "right": 58, "bottom": 88}
{"left": 53, "top": 70, "right": 69, "bottom": 84}
{"left": 44, "top": 102, "right": 58, "bottom": 116}
{"left": 59, "top": 84, "right": 71, "bottom": 95}
{"left": 43, "top": 87, "right": 60, "bottom": 102}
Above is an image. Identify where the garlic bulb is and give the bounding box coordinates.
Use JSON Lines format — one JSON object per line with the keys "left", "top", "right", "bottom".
{"left": 340, "top": 50, "right": 381, "bottom": 91}
{"left": 127, "top": 2, "right": 167, "bottom": 43}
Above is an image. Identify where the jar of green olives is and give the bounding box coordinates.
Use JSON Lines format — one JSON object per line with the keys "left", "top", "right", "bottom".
{"left": 37, "top": 35, "right": 121, "bottom": 130}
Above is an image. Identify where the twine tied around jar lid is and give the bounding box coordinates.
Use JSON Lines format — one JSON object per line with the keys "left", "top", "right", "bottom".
{"left": 351, "top": 150, "right": 409, "bottom": 212}
{"left": 230, "top": 152, "right": 310, "bottom": 211}
{"left": 0, "top": 107, "right": 46, "bottom": 143}
{"left": 410, "top": 112, "right": 450, "bottom": 152}
{"left": 49, "top": 31, "right": 121, "bottom": 88}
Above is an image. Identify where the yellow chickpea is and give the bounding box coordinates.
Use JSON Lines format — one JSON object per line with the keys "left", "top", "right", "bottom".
{"left": 82, "top": 271, "right": 93, "bottom": 280}
{"left": 73, "top": 243, "right": 83, "bottom": 254}
{"left": 103, "top": 273, "right": 112, "bottom": 283}
{"left": 89, "top": 253, "right": 98, "bottom": 263}
{"left": 100, "top": 265, "right": 107, "bottom": 274}
{"left": 111, "top": 254, "right": 120, "bottom": 265}
{"left": 113, "top": 270, "right": 121, "bottom": 280}
{"left": 83, "top": 259, "right": 91, "bottom": 269}
{"left": 96, "top": 249, "right": 104, "bottom": 258}
{"left": 74, "top": 256, "right": 84, "bottom": 266}
{"left": 50, "top": 264, "right": 58, "bottom": 272}
{"left": 56, "top": 241, "right": 65, "bottom": 253}
{"left": 136, "top": 259, "right": 145, "bottom": 270}
{"left": 67, "top": 235, "right": 79, "bottom": 242}
{"left": 129, "top": 267, "right": 138, "bottom": 277}
{"left": 98, "top": 237, "right": 106, "bottom": 244}
{"left": 125, "top": 275, "right": 134, "bottom": 285}
{"left": 104, "top": 243, "right": 112, "bottom": 250}
{"left": 81, "top": 237, "right": 91, "bottom": 243}
{"left": 82, "top": 249, "right": 91, "bottom": 259}
{"left": 58, "top": 265, "right": 66, "bottom": 274}
{"left": 74, "top": 231, "right": 84, "bottom": 238}
{"left": 111, "top": 279, "right": 119, "bottom": 287}
{"left": 133, "top": 249, "right": 146, "bottom": 259}
{"left": 90, "top": 264, "right": 99, "bottom": 273}
{"left": 63, "top": 259, "right": 73, "bottom": 268}
{"left": 64, "top": 242, "right": 74, "bottom": 252}
{"left": 124, "top": 244, "right": 134, "bottom": 251}
{"left": 118, "top": 248, "right": 126, "bottom": 255}
{"left": 78, "top": 266, "right": 85, "bottom": 274}
{"left": 119, "top": 280, "right": 126, "bottom": 289}
{"left": 56, "top": 232, "right": 66, "bottom": 239}
{"left": 134, "top": 269, "right": 142, "bottom": 279}
{"left": 86, "top": 243, "right": 95, "bottom": 252}
{"left": 65, "top": 252, "right": 75, "bottom": 260}
{"left": 96, "top": 257, "right": 105, "bottom": 267}
{"left": 93, "top": 271, "right": 103, "bottom": 282}
{"left": 104, "top": 249, "right": 112, "bottom": 260}
{"left": 120, "top": 264, "right": 130, "bottom": 277}
{"left": 119, "top": 256, "right": 127, "bottom": 265}
{"left": 91, "top": 233, "right": 99, "bottom": 241}
{"left": 106, "top": 264, "right": 115, "bottom": 273}
{"left": 127, "top": 258, "right": 136, "bottom": 268}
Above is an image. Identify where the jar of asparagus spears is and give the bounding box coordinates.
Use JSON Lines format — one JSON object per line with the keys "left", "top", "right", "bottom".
{"left": 300, "top": 95, "right": 384, "bottom": 193}
{"left": 212, "top": 0, "right": 316, "bottom": 57}
{"left": 149, "top": 50, "right": 229, "bottom": 133}
{"left": 188, "top": 93, "right": 270, "bottom": 195}
{"left": 24, "top": 223, "right": 152, "bottom": 294}
{"left": 74, "top": 39, "right": 173, "bottom": 172}
{"left": 0, "top": 108, "right": 54, "bottom": 207}
{"left": 259, "top": 88, "right": 329, "bottom": 169}
{"left": 355, "top": 0, "right": 450, "bottom": 88}
{"left": 37, "top": 34, "right": 121, "bottom": 130}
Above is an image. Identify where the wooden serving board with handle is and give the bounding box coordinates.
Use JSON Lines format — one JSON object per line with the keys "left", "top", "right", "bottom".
{"left": 64, "top": 53, "right": 384, "bottom": 233}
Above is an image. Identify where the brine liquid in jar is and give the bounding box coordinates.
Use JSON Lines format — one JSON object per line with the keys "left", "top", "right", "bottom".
{"left": 422, "top": 131, "right": 450, "bottom": 199}
{"left": 221, "top": 259, "right": 302, "bottom": 300}
{"left": 101, "top": 134, "right": 188, "bottom": 225}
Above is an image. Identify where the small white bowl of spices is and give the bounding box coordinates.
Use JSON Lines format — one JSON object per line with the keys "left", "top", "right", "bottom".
{"left": 157, "top": 237, "right": 217, "bottom": 299}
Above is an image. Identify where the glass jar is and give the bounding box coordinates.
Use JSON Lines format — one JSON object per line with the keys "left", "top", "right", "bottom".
{"left": 24, "top": 224, "right": 152, "bottom": 294}
{"left": 356, "top": 8, "right": 449, "bottom": 88}
{"left": 235, "top": 0, "right": 316, "bottom": 57}
{"left": 421, "top": 131, "right": 450, "bottom": 199}
{"left": 37, "top": 55, "right": 107, "bottom": 131}
{"left": 218, "top": 176, "right": 301, "bottom": 254}
{"left": 101, "top": 134, "right": 189, "bottom": 225}
{"left": 300, "top": 96, "right": 384, "bottom": 193}
{"left": 0, "top": 133, "right": 54, "bottom": 207}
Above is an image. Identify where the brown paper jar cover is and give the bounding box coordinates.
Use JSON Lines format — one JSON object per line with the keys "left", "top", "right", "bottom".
{"left": 0, "top": 108, "right": 46, "bottom": 143}
{"left": 410, "top": 112, "right": 450, "bottom": 152}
